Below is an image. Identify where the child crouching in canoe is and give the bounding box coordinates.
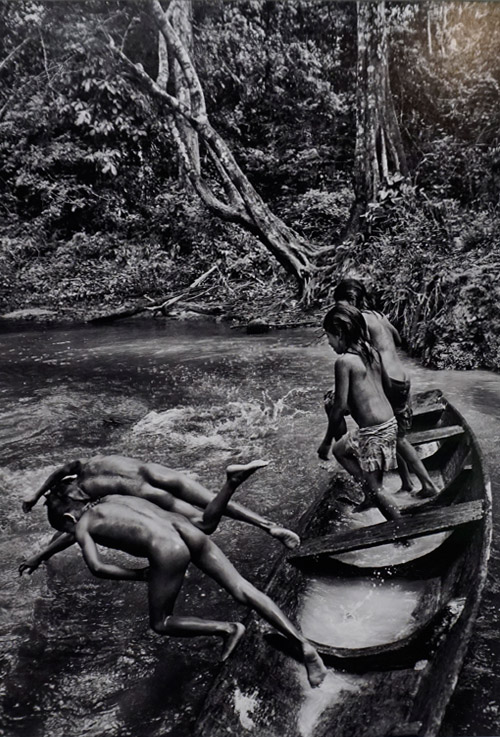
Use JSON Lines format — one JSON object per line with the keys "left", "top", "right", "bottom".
{"left": 317, "top": 303, "right": 401, "bottom": 521}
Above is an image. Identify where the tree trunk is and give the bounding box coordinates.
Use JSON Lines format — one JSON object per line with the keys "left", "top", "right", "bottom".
{"left": 112, "top": 0, "right": 317, "bottom": 299}
{"left": 167, "top": 0, "right": 200, "bottom": 178}
{"left": 349, "top": 0, "right": 408, "bottom": 232}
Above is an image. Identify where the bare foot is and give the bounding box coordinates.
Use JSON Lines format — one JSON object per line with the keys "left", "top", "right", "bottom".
{"left": 354, "top": 497, "right": 372, "bottom": 512}
{"left": 226, "top": 460, "right": 269, "bottom": 488}
{"left": 415, "top": 485, "right": 439, "bottom": 499}
{"left": 269, "top": 526, "right": 300, "bottom": 549}
{"left": 397, "top": 482, "right": 415, "bottom": 494}
{"left": 302, "top": 643, "right": 327, "bottom": 687}
{"left": 221, "top": 622, "right": 246, "bottom": 661}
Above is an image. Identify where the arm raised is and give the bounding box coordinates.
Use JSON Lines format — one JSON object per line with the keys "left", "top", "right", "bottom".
{"left": 22, "top": 459, "right": 84, "bottom": 513}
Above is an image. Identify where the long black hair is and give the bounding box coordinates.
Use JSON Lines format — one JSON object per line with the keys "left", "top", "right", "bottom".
{"left": 322, "top": 302, "right": 375, "bottom": 365}
{"left": 333, "top": 278, "right": 371, "bottom": 309}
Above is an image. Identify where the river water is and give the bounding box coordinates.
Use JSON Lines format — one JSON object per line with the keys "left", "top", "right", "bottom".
{"left": 0, "top": 320, "right": 498, "bottom": 737}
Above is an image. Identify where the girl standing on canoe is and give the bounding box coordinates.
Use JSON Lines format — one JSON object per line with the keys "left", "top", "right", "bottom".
{"left": 317, "top": 302, "right": 401, "bottom": 521}
{"left": 333, "top": 278, "right": 439, "bottom": 498}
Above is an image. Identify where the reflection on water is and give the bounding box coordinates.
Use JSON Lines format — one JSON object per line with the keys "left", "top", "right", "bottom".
{"left": 300, "top": 576, "right": 426, "bottom": 648}
{"left": 0, "top": 320, "right": 499, "bottom": 736}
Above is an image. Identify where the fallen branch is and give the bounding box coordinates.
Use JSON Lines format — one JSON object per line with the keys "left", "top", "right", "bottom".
{"left": 144, "top": 264, "right": 219, "bottom": 314}
{"left": 232, "top": 319, "right": 318, "bottom": 333}
{"left": 88, "top": 302, "right": 151, "bottom": 324}
{"left": 87, "top": 264, "right": 220, "bottom": 324}
{"left": 167, "top": 301, "right": 224, "bottom": 315}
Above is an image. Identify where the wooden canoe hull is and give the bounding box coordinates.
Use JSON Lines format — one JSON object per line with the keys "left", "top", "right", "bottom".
{"left": 194, "top": 391, "right": 492, "bottom": 737}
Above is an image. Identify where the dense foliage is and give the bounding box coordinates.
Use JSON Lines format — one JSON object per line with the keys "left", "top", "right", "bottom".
{"left": 0, "top": 1, "right": 499, "bottom": 369}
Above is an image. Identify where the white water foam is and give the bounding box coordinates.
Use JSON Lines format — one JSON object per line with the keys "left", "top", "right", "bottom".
{"left": 295, "top": 665, "right": 362, "bottom": 737}
{"left": 300, "top": 576, "right": 425, "bottom": 648}
{"left": 233, "top": 686, "right": 260, "bottom": 730}
{"left": 130, "top": 391, "right": 309, "bottom": 452}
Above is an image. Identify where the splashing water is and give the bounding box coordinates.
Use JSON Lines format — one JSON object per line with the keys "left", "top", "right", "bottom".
{"left": 2, "top": 320, "right": 500, "bottom": 737}
{"left": 232, "top": 686, "right": 260, "bottom": 730}
{"left": 295, "top": 665, "right": 362, "bottom": 737}
{"left": 300, "top": 576, "right": 426, "bottom": 648}
{"left": 129, "top": 389, "right": 310, "bottom": 462}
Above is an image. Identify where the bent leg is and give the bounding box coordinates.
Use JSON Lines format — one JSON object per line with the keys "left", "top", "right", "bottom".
{"left": 160, "top": 616, "right": 245, "bottom": 661}
{"left": 147, "top": 546, "right": 190, "bottom": 634}
{"left": 148, "top": 545, "right": 245, "bottom": 660}
{"left": 144, "top": 462, "right": 299, "bottom": 548}
{"left": 191, "top": 538, "right": 326, "bottom": 687}
{"left": 199, "top": 460, "right": 269, "bottom": 533}
{"left": 332, "top": 435, "right": 364, "bottom": 484}
{"left": 364, "top": 470, "right": 401, "bottom": 521}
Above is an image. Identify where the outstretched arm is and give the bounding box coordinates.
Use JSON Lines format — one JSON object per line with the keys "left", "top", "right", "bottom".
{"left": 76, "top": 522, "right": 148, "bottom": 582}
{"left": 318, "top": 360, "right": 349, "bottom": 460}
{"left": 22, "top": 459, "right": 84, "bottom": 512}
{"left": 19, "top": 531, "right": 76, "bottom": 575}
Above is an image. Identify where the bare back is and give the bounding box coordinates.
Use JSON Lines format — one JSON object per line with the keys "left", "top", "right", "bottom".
{"left": 77, "top": 496, "right": 207, "bottom": 560}
{"left": 78, "top": 455, "right": 177, "bottom": 498}
{"left": 337, "top": 352, "right": 394, "bottom": 428}
{"left": 363, "top": 311, "right": 407, "bottom": 382}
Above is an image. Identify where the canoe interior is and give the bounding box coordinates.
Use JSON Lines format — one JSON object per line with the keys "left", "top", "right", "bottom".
{"left": 195, "top": 391, "right": 492, "bottom": 737}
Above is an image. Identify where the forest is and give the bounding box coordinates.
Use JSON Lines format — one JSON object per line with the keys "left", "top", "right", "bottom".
{"left": 0, "top": 0, "right": 499, "bottom": 370}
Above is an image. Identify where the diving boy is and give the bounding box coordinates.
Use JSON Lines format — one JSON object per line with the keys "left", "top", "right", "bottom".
{"left": 22, "top": 454, "right": 300, "bottom": 548}
{"left": 19, "top": 479, "right": 326, "bottom": 688}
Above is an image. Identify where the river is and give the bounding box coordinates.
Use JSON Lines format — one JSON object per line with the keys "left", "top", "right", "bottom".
{"left": 0, "top": 319, "right": 498, "bottom": 737}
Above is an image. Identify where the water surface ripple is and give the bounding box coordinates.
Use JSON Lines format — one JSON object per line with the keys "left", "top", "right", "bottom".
{"left": 0, "top": 320, "right": 498, "bottom": 736}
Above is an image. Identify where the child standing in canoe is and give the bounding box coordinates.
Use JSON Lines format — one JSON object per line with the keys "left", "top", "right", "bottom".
{"left": 317, "top": 302, "right": 401, "bottom": 521}
{"left": 333, "top": 278, "right": 439, "bottom": 498}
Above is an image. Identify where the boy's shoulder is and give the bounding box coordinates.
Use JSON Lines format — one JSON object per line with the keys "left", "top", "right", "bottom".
{"left": 363, "top": 309, "right": 390, "bottom": 327}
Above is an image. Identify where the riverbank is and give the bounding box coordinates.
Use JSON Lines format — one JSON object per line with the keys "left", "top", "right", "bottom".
{"left": 2, "top": 185, "right": 499, "bottom": 372}
{"left": 0, "top": 274, "right": 317, "bottom": 332}
{"left": 3, "top": 248, "right": 500, "bottom": 377}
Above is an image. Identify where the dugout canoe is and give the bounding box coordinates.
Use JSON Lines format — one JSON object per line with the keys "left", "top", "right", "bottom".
{"left": 195, "top": 390, "right": 492, "bottom": 737}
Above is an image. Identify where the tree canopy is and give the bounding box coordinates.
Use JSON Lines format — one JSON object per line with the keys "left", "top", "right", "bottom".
{"left": 0, "top": 1, "right": 499, "bottom": 367}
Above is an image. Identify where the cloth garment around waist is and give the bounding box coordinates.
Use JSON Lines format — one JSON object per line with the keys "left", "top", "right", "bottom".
{"left": 386, "top": 377, "right": 412, "bottom": 436}
{"left": 345, "top": 416, "right": 398, "bottom": 473}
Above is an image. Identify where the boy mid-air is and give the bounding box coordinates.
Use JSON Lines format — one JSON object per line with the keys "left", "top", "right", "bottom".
{"left": 20, "top": 471, "right": 326, "bottom": 688}
{"left": 22, "top": 454, "right": 300, "bottom": 548}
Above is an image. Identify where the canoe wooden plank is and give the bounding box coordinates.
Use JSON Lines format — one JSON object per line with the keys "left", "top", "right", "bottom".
{"left": 403, "top": 466, "right": 472, "bottom": 513}
{"left": 289, "top": 501, "right": 483, "bottom": 560}
{"left": 412, "top": 402, "right": 445, "bottom": 418}
{"left": 407, "top": 424, "right": 464, "bottom": 445}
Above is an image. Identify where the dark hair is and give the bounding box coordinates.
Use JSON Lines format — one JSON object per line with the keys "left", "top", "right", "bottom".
{"left": 333, "top": 278, "right": 368, "bottom": 309}
{"left": 322, "top": 303, "right": 375, "bottom": 365}
{"left": 45, "top": 479, "right": 89, "bottom": 531}
{"left": 45, "top": 492, "right": 73, "bottom": 531}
